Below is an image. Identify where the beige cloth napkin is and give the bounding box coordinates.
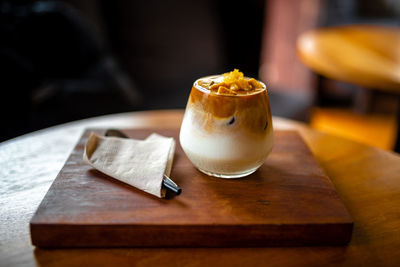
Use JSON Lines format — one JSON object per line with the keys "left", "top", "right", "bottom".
{"left": 83, "top": 132, "right": 176, "bottom": 198}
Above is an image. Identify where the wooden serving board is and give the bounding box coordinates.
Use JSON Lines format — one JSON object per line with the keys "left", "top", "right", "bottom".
{"left": 30, "top": 129, "right": 353, "bottom": 247}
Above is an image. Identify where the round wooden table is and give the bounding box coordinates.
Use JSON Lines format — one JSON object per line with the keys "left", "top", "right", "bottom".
{"left": 1, "top": 110, "right": 400, "bottom": 266}
{"left": 297, "top": 24, "right": 400, "bottom": 152}
{"left": 297, "top": 25, "right": 400, "bottom": 92}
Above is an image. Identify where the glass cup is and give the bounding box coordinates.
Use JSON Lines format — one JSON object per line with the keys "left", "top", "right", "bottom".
{"left": 179, "top": 75, "right": 273, "bottom": 178}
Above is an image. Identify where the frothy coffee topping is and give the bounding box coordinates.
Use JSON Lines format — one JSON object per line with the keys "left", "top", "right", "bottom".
{"left": 197, "top": 69, "right": 264, "bottom": 96}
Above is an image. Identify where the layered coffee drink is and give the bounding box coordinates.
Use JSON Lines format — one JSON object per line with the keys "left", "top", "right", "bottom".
{"left": 180, "top": 69, "right": 273, "bottom": 178}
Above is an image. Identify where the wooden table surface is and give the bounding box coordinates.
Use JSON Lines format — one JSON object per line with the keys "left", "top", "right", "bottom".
{"left": 297, "top": 25, "right": 400, "bottom": 92}
{"left": 1, "top": 110, "right": 400, "bottom": 266}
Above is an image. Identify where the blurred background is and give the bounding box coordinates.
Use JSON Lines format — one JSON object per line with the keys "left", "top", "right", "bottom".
{"left": 1, "top": 0, "right": 399, "bottom": 151}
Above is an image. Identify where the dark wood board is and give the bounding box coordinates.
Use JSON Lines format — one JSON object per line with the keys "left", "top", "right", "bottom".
{"left": 30, "top": 129, "right": 353, "bottom": 247}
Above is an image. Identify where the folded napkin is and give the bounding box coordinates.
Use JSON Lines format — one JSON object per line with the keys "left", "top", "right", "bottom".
{"left": 83, "top": 132, "right": 176, "bottom": 198}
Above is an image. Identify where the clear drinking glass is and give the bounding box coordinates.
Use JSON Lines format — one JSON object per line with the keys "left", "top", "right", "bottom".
{"left": 179, "top": 75, "right": 274, "bottom": 178}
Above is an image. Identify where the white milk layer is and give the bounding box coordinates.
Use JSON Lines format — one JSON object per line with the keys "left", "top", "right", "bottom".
{"left": 179, "top": 108, "right": 273, "bottom": 175}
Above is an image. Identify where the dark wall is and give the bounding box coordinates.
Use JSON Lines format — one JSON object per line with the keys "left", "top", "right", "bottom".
{"left": 0, "top": 0, "right": 266, "bottom": 141}
{"left": 74, "top": 0, "right": 266, "bottom": 109}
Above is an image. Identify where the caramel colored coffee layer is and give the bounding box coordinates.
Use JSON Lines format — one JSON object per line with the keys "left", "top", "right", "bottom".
{"left": 188, "top": 82, "right": 271, "bottom": 135}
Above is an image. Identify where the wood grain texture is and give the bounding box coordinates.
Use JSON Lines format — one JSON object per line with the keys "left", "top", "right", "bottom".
{"left": 1, "top": 110, "right": 400, "bottom": 266}
{"left": 30, "top": 129, "right": 352, "bottom": 247}
{"left": 297, "top": 25, "right": 400, "bottom": 92}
